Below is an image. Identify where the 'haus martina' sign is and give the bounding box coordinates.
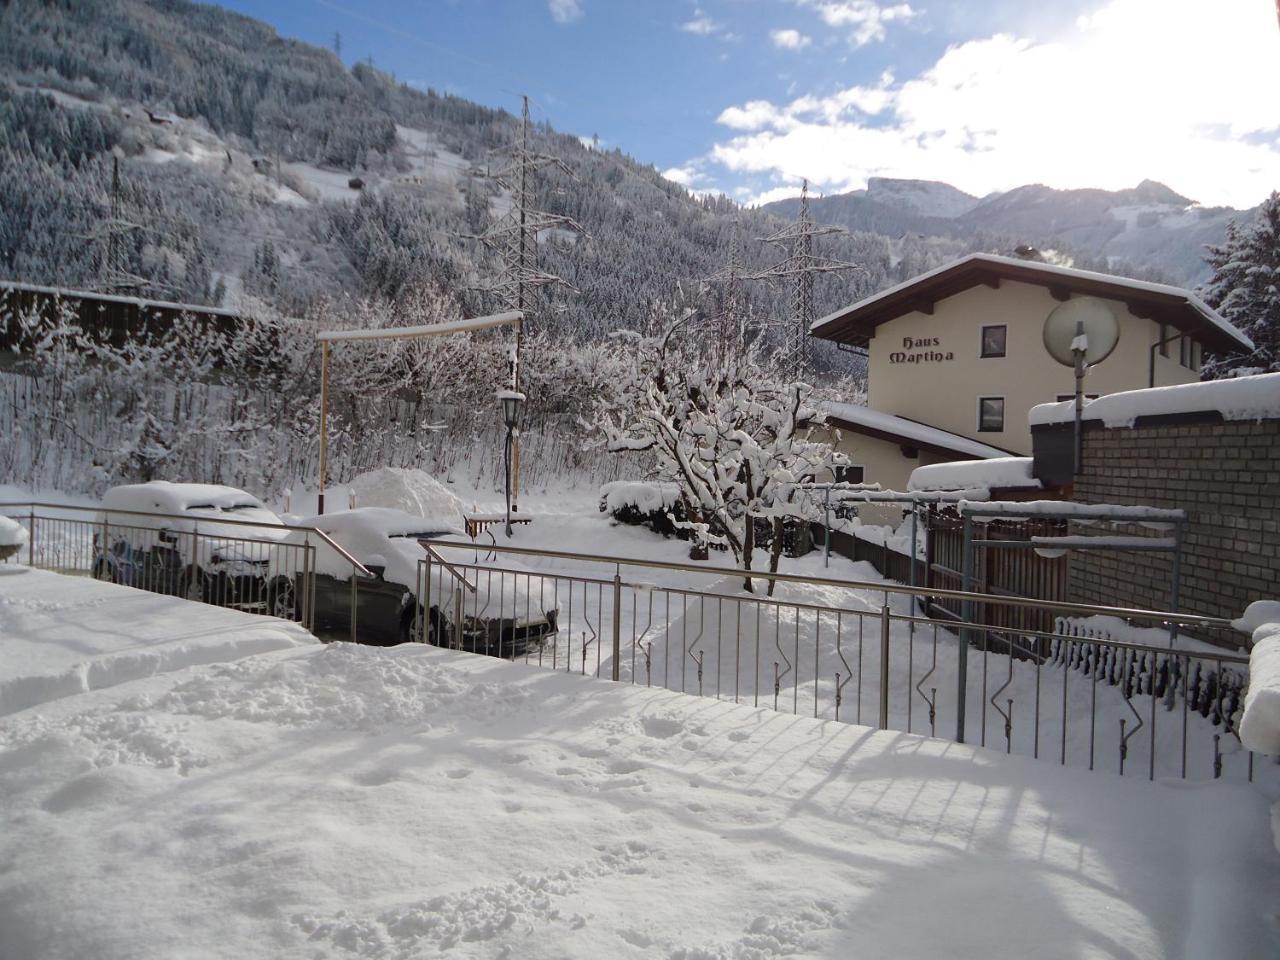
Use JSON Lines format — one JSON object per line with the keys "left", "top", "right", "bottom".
{"left": 889, "top": 337, "right": 955, "bottom": 364}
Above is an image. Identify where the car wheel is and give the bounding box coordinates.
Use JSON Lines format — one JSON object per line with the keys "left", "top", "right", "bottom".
{"left": 401, "top": 605, "right": 442, "bottom": 645}
{"left": 92, "top": 559, "right": 115, "bottom": 583}
{"left": 267, "top": 578, "right": 296, "bottom": 621}
{"left": 179, "top": 567, "right": 208, "bottom": 604}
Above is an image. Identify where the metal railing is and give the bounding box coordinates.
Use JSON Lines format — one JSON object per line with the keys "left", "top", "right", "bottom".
{"left": 418, "top": 539, "right": 1268, "bottom": 785}
{"left": 1, "top": 502, "right": 371, "bottom": 639}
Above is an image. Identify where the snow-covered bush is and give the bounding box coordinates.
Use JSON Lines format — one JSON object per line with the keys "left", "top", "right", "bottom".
{"left": 0, "top": 515, "right": 29, "bottom": 550}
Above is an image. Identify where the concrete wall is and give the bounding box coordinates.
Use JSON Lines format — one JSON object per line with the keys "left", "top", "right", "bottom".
{"left": 865, "top": 281, "right": 1201, "bottom": 456}
{"left": 1065, "top": 416, "right": 1280, "bottom": 623}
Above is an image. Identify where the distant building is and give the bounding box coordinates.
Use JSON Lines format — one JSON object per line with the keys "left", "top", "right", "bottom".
{"left": 809, "top": 253, "right": 1253, "bottom": 490}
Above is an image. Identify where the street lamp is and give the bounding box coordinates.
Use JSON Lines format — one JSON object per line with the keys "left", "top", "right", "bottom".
{"left": 498, "top": 389, "right": 526, "bottom": 537}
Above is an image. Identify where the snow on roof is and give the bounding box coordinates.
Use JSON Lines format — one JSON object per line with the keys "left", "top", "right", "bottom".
{"left": 908, "top": 457, "right": 1042, "bottom": 493}
{"left": 811, "top": 252, "right": 1253, "bottom": 352}
{"left": 958, "top": 499, "right": 1186, "bottom": 522}
{"left": 1029, "top": 372, "right": 1280, "bottom": 428}
{"left": 0, "top": 279, "right": 250, "bottom": 321}
{"left": 101, "top": 481, "right": 268, "bottom": 513}
{"left": 821, "top": 402, "right": 1010, "bottom": 460}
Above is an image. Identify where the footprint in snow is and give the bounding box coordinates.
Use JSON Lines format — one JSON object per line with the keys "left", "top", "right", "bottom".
{"left": 641, "top": 716, "right": 682, "bottom": 739}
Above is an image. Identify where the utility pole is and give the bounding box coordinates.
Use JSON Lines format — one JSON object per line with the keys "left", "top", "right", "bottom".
{"left": 753, "top": 179, "right": 859, "bottom": 380}
{"left": 468, "top": 95, "right": 583, "bottom": 510}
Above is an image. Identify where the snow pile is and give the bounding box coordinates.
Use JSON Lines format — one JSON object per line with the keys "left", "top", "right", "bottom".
{"left": 908, "top": 457, "right": 1042, "bottom": 493}
{"left": 0, "top": 568, "right": 315, "bottom": 716}
{"left": 1239, "top": 601, "right": 1280, "bottom": 757}
{"left": 1030, "top": 372, "right": 1280, "bottom": 428}
{"left": 2, "top": 641, "right": 1277, "bottom": 957}
{"left": 346, "top": 467, "right": 466, "bottom": 526}
{"left": 0, "top": 514, "right": 28, "bottom": 548}
{"left": 599, "top": 480, "right": 681, "bottom": 515}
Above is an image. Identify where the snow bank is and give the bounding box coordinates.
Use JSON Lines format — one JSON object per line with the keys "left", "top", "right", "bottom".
{"left": 1239, "top": 601, "right": 1280, "bottom": 758}
{"left": 1030, "top": 372, "right": 1280, "bottom": 428}
{"left": 0, "top": 568, "right": 315, "bottom": 716}
{"left": 599, "top": 480, "right": 681, "bottom": 515}
{"left": 2, "top": 641, "right": 1277, "bottom": 958}
{"left": 0, "top": 514, "right": 28, "bottom": 548}
{"left": 908, "top": 456, "right": 1041, "bottom": 493}
{"left": 347, "top": 467, "right": 466, "bottom": 525}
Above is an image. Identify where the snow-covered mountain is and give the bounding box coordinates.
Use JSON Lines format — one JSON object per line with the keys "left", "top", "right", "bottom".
{"left": 766, "top": 177, "right": 1252, "bottom": 285}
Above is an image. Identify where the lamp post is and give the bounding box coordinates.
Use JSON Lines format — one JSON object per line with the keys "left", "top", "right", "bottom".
{"left": 498, "top": 389, "right": 526, "bottom": 537}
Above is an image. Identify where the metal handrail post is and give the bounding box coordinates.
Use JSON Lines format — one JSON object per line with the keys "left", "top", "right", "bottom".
{"left": 957, "top": 515, "right": 974, "bottom": 743}
{"left": 1169, "top": 518, "right": 1184, "bottom": 646}
{"left": 27, "top": 506, "right": 35, "bottom": 565}
{"left": 879, "top": 604, "right": 891, "bottom": 730}
{"left": 423, "top": 553, "right": 433, "bottom": 644}
{"left": 611, "top": 568, "right": 622, "bottom": 682}
{"left": 350, "top": 566, "right": 358, "bottom": 643}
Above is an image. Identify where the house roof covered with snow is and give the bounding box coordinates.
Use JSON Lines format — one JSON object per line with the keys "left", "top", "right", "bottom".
{"left": 908, "top": 456, "right": 1043, "bottom": 493}
{"left": 1030, "top": 371, "right": 1280, "bottom": 429}
{"left": 821, "top": 402, "right": 1012, "bottom": 460}
{"left": 810, "top": 253, "right": 1253, "bottom": 355}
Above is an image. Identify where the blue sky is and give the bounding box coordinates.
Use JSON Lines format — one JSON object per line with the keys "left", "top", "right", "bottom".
{"left": 217, "top": 0, "right": 1280, "bottom": 208}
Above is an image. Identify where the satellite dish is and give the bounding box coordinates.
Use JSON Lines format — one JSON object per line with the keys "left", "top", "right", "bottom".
{"left": 1043, "top": 297, "right": 1120, "bottom": 367}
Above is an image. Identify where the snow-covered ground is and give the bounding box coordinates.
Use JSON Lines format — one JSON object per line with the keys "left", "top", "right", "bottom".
{"left": 0, "top": 568, "right": 314, "bottom": 716}
{"left": 2, "top": 636, "right": 1277, "bottom": 959}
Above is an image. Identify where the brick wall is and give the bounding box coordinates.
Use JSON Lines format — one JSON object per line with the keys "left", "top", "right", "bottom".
{"left": 1068, "top": 417, "right": 1280, "bottom": 623}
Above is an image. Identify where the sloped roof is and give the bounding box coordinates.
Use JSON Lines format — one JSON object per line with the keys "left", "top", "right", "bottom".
{"left": 811, "top": 253, "right": 1253, "bottom": 355}
{"left": 821, "top": 402, "right": 1012, "bottom": 460}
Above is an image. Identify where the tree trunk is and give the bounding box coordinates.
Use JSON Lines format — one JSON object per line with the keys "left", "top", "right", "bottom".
{"left": 766, "top": 517, "right": 784, "bottom": 597}
{"left": 741, "top": 514, "right": 755, "bottom": 593}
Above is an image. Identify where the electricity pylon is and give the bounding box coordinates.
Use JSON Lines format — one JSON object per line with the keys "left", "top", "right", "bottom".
{"left": 700, "top": 220, "right": 753, "bottom": 371}
{"left": 754, "top": 179, "right": 859, "bottom": 379}
{"left": 85, "top": 155, "right": 149, "bottom": 293}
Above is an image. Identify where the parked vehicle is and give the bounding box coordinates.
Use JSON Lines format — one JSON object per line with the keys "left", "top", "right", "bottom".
{"left": 92, "top": 481, "right": 291, "bottom": 610}
{"left": 282, "top": 508, "right": 558, "bottom": 655}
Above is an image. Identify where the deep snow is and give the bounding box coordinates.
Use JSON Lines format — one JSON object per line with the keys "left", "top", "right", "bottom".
{"left": 2, "top": 639, "right": 1277, "bottom": 959}
{"left": 0, "top": 567, "right": 314, "bottom": 716}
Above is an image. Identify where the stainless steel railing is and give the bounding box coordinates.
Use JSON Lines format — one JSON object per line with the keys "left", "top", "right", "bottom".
{"left": 1, "top": 502, "right": 371, "bottom": 640}
{"left": 416, "top": 538, "right": 1266, "bottom": 785}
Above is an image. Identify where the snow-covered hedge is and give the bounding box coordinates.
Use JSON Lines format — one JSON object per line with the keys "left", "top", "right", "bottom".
{"left": 1238, "top": 601, "right": 1280, "bottom": 757}
{"left": 0, "top": 515, "right": 29, "bottom": 549}
{"left": 599, "top": 481, "right": 681, "bottom": 516}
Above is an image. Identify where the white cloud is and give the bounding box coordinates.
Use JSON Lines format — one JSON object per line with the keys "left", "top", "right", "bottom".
{"left": 681, "top": 11, "right": 722, "bottom": 35}
{"left": 799, "top": 0, "right": 917, "bottom": 46}
{"left": 548, "top": 0, "right": 582, "bottom": 24}
{"left": 770, "top": 28, "right": 812, "bottom": 50}
{"left": 663, "top": 165, "right": 701, "bottom": 186}
{"left": 703, "top": 0, "right": 1280, "bottom": 208}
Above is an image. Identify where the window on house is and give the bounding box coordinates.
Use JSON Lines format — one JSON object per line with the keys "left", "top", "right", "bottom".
{"left": 978, "top": 396, "right": 1005, "bottom": 432}
{"left": 1159, "top": 323, "right": 1170, "bottom": 357}
{"left": 1191, "top": 342, "right": 1202, "bottom": 371}
{"left": 833, "top": 464, "right": 865, "bottom": 485}
{"left": 980, "top": 324, "right": 1007, "bottom": 358}
{"left": 1179, "top": 335, "right": 1190, "bottom": 367}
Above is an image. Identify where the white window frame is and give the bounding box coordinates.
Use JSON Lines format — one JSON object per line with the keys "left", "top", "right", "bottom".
{"left": 977, "top": 395, "right": 1005, "bottom": 433}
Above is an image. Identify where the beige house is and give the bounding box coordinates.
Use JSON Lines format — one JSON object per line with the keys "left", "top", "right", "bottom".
{"left": 809, "top": 254, "right": 1253, "bottom": 491}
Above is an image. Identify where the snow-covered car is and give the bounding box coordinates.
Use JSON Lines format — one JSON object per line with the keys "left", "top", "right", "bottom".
{"left": 92, "top": 481, "right": 292, "bottom": 608}
{"left": 282, "top": 507, "right": 559, "bottom": 655}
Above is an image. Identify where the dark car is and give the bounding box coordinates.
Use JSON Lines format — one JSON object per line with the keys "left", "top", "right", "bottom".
{"left": 282, "top": 508, "right": 559, "bottom": 656}
{"left": 92, "top": 482, "right": 291, "bottom": 609}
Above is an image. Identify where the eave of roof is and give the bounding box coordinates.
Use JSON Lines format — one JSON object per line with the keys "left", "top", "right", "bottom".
{"left": 820, "top": 402, "right": 1013, "bottom": 460}
{"left": 811, "top": 253, "right": 1253, "bottom": 355}
{"left": 0, "top": 279, "right": 251, "bottom": 321}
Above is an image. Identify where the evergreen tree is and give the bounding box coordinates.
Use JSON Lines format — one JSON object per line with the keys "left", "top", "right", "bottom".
{"left": 1202, "top": 192, "right": 1280, "bottom": 375}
